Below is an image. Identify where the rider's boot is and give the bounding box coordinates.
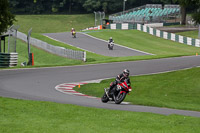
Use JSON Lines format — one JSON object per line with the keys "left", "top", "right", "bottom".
{"left": 105, "top": 88, "right": 110, "bottom": 97}
{"left": 107, "top": 85, "right": 114, "bottom": 96}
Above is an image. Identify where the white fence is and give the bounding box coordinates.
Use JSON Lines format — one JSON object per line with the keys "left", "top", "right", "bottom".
{"left": 17, "top": 31, "right": 86, "bottom": 61}
{"left": 136, "top": 24, "right": 200, "bottom": 47}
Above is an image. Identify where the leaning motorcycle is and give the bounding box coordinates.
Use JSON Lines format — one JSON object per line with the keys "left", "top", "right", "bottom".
{"left": 108, "top": 42, "right": 114, "bottom": 50}
{"left": 101, "top": 79, "right": 132, "bottom": 104}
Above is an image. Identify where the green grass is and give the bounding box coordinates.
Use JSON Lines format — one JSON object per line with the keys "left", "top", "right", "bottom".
{"left": 10, "top": 15, "right": 200, "bottom": 67}
{"left": 87, "top": 30, "right": 200, "bottom": 56}
{"left": 0, "top": 97, "right": 200, "bottom": 133}
{"left": 12, "top": 29, "right": 200, "bottom": 67}
{"left": 15, "top": 14, "right": 95, "bottom": 33}
{"left": 176, "top": 30, "right": 199, "bottom": 39}
{"left": 11, "top": 39, "right": 83, "bottom": 67}
{"left": 30, "top": 29, "right": 200, "bottom": 66}
{"left": 74, "top": 67, "right": 200, "bottom": 111}
{"left": 1, "top": 15, "right": 200, "bottom": 132}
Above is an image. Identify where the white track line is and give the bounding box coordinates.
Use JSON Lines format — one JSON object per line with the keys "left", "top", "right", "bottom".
{"left": 80, "top": 32, "right": 154, "bottom": 55}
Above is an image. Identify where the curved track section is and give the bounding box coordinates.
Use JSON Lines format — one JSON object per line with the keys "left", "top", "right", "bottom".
{"left": 43, "top": 32, "right": 151, "bottom": 57}
{"left": 1, "top": 56, "right": 200, "bottom": 117}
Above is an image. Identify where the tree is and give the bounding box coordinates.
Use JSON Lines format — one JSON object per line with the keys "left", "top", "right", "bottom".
{"left": 0, "top": 0, "right": 15, "bottom": 35}
{"left": 191, "top": 0, "right": 200, "bottom": 24}
{"left": 191, "top": 0, "right": 200, "bottom": 38}
{"left": 175, "top": 0, "right": 191, "bottom": 25}
{"left": 83, "top": 0, "right": 101, "bottom": 12}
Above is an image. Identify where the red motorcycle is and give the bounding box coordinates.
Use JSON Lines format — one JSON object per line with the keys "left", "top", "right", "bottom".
{"left": 101, "top": 79, "right": 132, "bottom": 104}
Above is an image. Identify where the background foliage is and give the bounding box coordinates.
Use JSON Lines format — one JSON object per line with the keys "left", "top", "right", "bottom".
{"left": 0, "top": 0, "right": 15, "bottom": 35}
{"left": 8, "top": 0, "right": 196, "bottom": 14}
{"left": 7, "top": 0, "right": 200, "bottom": 25}
{"left": 1, "top": 0, "right": 199, "bottom": 35}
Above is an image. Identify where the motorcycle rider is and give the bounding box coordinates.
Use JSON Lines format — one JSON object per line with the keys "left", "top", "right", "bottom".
{"left": 108, "top": 37, "right": 114, "bottom": 49}
{"left": 71, "top": 28, "right": 76, "bottom": 36}
{"left": 108, "top": 37, "right": 114, "bottom": 43}
{"left": 106, "top": 69, "right": 131, "bottom": 97}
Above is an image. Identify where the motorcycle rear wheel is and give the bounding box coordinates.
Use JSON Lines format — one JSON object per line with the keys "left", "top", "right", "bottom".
{"left": 101, "top": 92, "right": 109, "bottom": 103}
{"left": 108, "top": 45, "right": 113, "bottom": 50}
{"left": 114, "top": 92, "right": 126, "bottom": 104}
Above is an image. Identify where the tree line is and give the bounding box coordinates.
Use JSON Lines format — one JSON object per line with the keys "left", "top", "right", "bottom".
{"left": 7, "top": 0, "right": 199, "bottom": 25}
{"left": 7, "top": 0, "right": 190, "bottom": 14}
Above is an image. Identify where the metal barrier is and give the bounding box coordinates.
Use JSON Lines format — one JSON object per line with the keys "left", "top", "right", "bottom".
{"left": 8, "top": 25, "right": 20, "bottom": 53}
{"left": 17, "top": 31, "right": 86, "bottom": 62}
{"left": 0, "top": 52, "right": 18, "bottom": 67}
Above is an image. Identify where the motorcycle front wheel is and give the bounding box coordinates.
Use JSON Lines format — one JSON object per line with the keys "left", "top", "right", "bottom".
{"left": 101, "top": 92, "right": 109, "bottom": 103}
{"left": 114, "top": 92, "right": 126, "bottom": 104}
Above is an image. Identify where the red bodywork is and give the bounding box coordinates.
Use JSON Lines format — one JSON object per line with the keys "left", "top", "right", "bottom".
{"left": 118, "top": 81, "right": 132, "bottom": 94}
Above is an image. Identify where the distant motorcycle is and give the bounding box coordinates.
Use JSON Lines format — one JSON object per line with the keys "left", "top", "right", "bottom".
{"left": 72, "top": 31, "right": 76, "bottom": 38}
{"left": 108, "top": 42, "right": 114, "bottom": 50}
{"left": 101, "top": 79, "right": 132, "bottom": 104}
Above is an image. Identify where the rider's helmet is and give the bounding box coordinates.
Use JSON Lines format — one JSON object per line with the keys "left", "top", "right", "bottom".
{"left": 110, "top": 37, "right": 112, "bottom": 39}
{"left": 72, "top": 28, "right": 74, "bottom": 30}
{"left": 123, "top": 69, "right": 130, "bottom": 77}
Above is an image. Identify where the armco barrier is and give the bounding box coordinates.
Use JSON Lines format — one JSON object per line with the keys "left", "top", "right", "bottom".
{"left": 136, "top": 23, "right": 200, "bottom": 48}
{"left": 17, "top": 31, "right": 86, "bottom": 62}
{"left": 0, "top": 52, "right": 18, "bottom": 67}
{"left": 109, "top": 23, "right": 137, "bottom": 30}
{"left": 107, "top": 23, "right": 200, "bottom": 48}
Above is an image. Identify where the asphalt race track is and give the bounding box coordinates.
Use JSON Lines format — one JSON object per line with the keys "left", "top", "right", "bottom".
{"left": 43, "top": 32, "right": 152, "bottom": 57}
{"left": 1, "top": 32, "right": 200, "bottom": 117}
{"left": 1, "top": 55, "right": 200, "bottom": 117}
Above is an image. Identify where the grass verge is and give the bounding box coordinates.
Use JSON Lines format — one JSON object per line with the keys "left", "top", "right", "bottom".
{"left": 9, "top": 39, "right": 83, "bottom": 67}
{"left": 12, "top": 29, "right": 200, "bottom": 67}
{"left": 14, "top": 14, "right": 95, "bottom": 33}
{"left": 0, "top": 97, "right": 200, "bottom": 133}
{"left": 10, "top": 15, "right": 200, "bottom": 67}
{"left": 87, "top": 30, "right": 200, "bottom": 56}
{"left": 176, "top": 30, "right": 199, "bottom": 39}
{"left": 29, "top": 29, "right": 200, "bottom": 66}
{"left": 74, "top": 67, "right": 200, "bottom": 111}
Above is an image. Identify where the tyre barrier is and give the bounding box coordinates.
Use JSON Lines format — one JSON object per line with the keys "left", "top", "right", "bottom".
{"left": 0, "top": 53, "right": 18, "bottom": 67}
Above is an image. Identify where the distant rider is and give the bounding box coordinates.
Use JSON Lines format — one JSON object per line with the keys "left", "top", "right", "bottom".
{"left": 71, "top": 28, "right": 76, "bottom": 35}
{"left": 108, "top": 37, "right": 114, "bottom": 43}
{"left": 107, "top": 69, "right": 131, "bottom": 96}
{"left": 108, "top": 37, "right": 114, "bottom": 49}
